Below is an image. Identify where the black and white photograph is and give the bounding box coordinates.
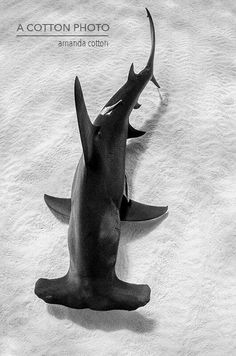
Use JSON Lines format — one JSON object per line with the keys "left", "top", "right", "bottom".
{"left": 1, "top": 0, "right": 236, "bottom": 355}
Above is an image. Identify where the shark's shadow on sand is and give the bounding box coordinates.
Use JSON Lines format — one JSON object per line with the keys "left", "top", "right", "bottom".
{"left": 47, "top": 304, "right": 157, "bottom": 333}
{"left": 123, "top": 98, "right": 169, "bottom": 239}
{"left": 47, "top": 100, "right": 168, "bottom": 333}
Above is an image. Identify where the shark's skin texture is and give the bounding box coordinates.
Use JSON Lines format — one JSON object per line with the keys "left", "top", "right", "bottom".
{"left": 35, "top": 9, "right": 168, "bottom": 311}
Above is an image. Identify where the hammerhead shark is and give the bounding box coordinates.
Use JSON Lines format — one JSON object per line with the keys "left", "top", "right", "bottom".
{"left": 35, "top": 8, "right": 168, "bottom": 311}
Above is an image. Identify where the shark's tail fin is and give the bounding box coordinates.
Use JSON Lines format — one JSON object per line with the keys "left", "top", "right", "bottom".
{"left": 145, "top": 8, "right": 162, "bottom": 99}
{"left": 145, "top": 8, "right": 155, "bottom": 72}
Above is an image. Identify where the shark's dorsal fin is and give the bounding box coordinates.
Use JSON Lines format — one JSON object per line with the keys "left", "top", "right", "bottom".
{"left": 128, "top": 63, "right": 136, "bottom": 81}
{"left": 124, "top": 174, "right": 129, "bottom": 201}
{"left": 74, "top": 76, "right": 97, "bottom": 165}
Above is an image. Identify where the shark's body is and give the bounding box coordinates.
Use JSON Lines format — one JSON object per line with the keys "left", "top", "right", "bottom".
{"left": 35, "top": 9, "right": 168, "bottom": 311}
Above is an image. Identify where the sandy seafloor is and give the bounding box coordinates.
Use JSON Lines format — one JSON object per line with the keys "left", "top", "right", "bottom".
{"left": 1, "top": 0, "right": 236, "bottom": 355}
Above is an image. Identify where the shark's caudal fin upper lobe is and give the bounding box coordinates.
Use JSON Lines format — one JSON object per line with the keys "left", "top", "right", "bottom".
{"left": 44, "top": 194, "right": 168, "bottom": 222}
{"left": 145, "top": 8, "right": 162, "bottom": 95}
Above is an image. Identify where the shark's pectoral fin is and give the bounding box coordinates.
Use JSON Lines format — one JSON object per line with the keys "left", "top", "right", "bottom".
{"left": 128, "top": 124, "right": 146, "bottom": 139}
{"left": 44, "top": 194, "right": 71, "bottom": 220}
{"left": 120, "top": 196, "right": 168, "bottom": 221}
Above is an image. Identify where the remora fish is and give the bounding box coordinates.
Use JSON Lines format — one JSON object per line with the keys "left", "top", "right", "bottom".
{"left": 35, "top": 8, "right": 168, "bottom": 311}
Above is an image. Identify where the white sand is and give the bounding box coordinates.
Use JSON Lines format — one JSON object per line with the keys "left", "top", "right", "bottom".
{"left": 1, "top": 0, "right": 236, "bottom": 355}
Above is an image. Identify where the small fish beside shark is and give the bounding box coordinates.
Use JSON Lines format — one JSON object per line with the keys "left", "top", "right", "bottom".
{"left": 35, "top": 8, "right": 168, "bottom": 311}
